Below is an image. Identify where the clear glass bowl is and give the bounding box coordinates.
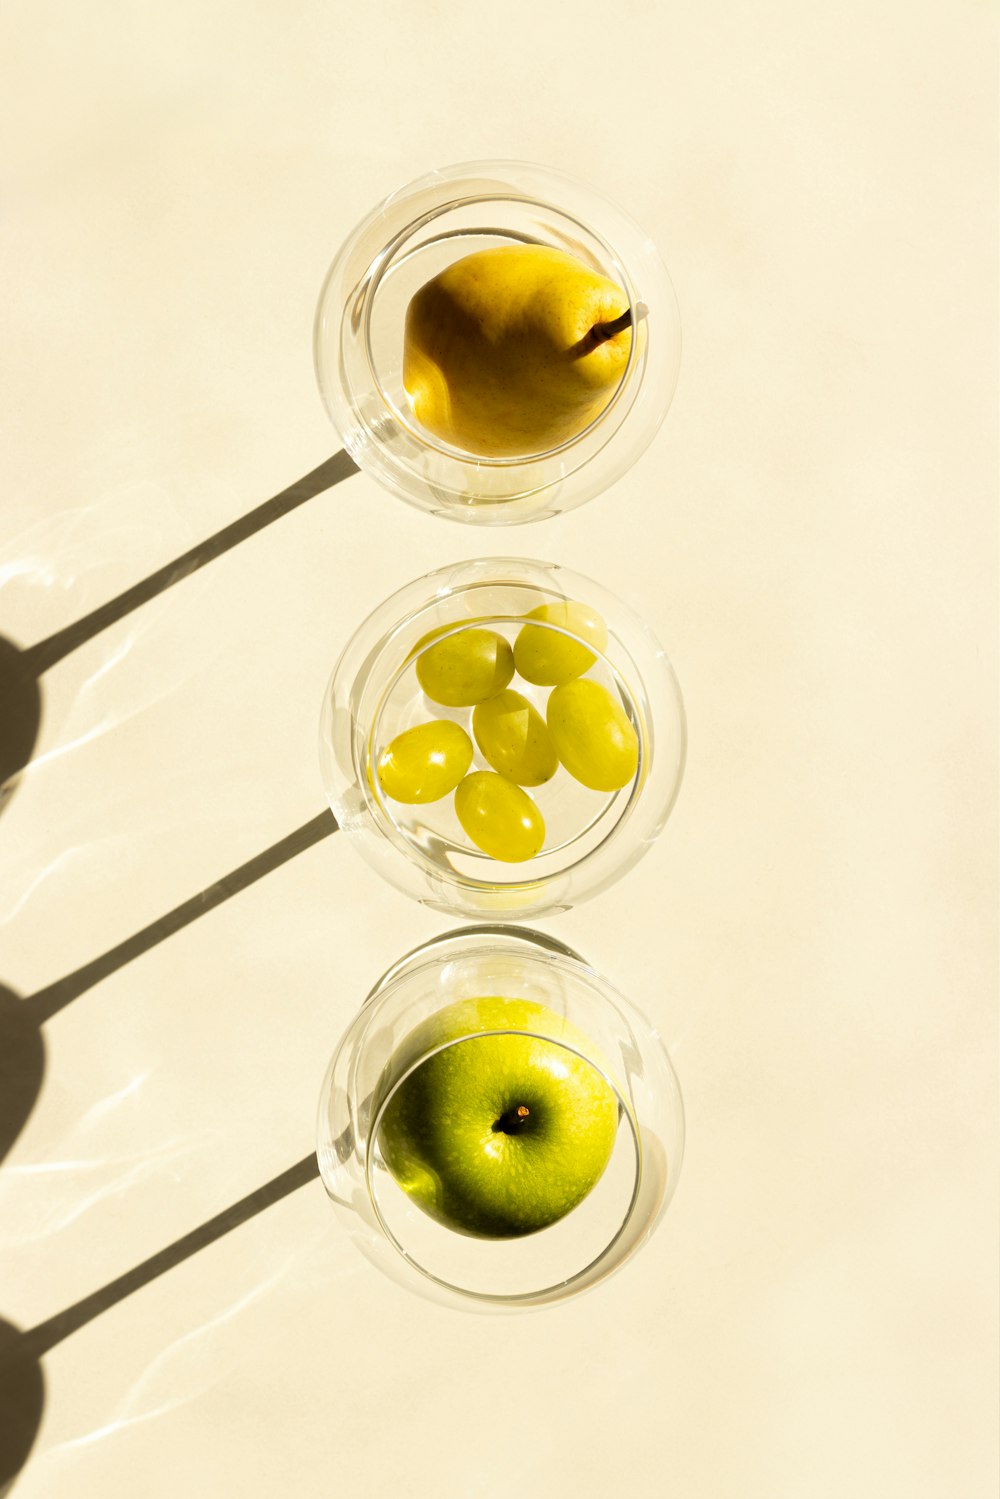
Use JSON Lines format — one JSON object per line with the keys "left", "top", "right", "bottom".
{"left": 319, "top": 557, "right": 686, "bottom": 921}
{"left": 313, "top": 159, "right": 681, "bottom": 524}
{"left": 316, "top": 926, "right": 684, "bottom": 1311}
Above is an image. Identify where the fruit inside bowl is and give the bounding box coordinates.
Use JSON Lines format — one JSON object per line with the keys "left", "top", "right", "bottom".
{"left": 319, "top": 557, "right": 685, "bottom": 920}
{"left": 402, "top": 245, "right": 642, "bottom": 459}
{"left": 315, "top": 925, "right": 686, "bottom": 1308}
{"left": 313, "top": 160, "right": 681, "bottom": 524}
{"left": 370, "top": 602, "right": 643, "bottom": 875}
{"left": 375, "top": 995, "right": 622, "bottom": 1239}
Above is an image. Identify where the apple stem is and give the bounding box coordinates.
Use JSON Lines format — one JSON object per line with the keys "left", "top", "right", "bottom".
{"left": 492, "top": 1104, "right": 532, "bottom": 1135}
{"left": 573, "top": 301, "right": 647, "bottom": 357}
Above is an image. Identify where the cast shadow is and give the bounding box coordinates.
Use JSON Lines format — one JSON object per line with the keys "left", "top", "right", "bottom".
{"left": 0, "top": 1151, "right": 321, "bottom": 1493}
{"left": 0, "top": 809, "right": 337, "bottom": 1163}
{"left": 0, "top": 450, "right": 358, "bottom": 812}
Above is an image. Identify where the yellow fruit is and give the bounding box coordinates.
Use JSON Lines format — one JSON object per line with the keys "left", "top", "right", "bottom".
{"left": 403, "top": 245, "right": 632, "bottom": 458}
{"left": 546, "top": 679, "right": 639, "bottom": 793}
{"left": 376, "top": 721, "right": 473, "bottom": 804}
{"left": 513, "top": 600, "right": 608, "bottom": 687}
{"left": 472, "top": 689, "right": 558, "bottom": 787}
{"left": 416, "top": 628, "right": 514, "bottom": 707}
{"left": 454, "top": 772, "right": 545, "bottom": 862}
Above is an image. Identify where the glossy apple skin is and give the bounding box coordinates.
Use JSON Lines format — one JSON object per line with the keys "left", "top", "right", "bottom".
{"left": 376, "top": 996, "right": 620, "bottom": 1239}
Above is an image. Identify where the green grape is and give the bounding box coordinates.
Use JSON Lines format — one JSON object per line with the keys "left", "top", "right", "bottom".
{"left": 513, "top": 601, "right": 608, "bottom": 687}
{"left": 472, "top": 689, "right": 558, "bottom": 787}
{"left": 454, "top": 772, "right": 545, "bottom": 862}
{"left": 546, "top": 678, "right": 639, "bottom": 793}
{"left": 377, "top": 721, "right": 473, "bottom": 804}
{"left": 416, "top": 627, "right": 514, "bottom": 707}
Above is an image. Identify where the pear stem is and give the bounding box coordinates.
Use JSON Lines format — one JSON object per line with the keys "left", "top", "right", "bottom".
{"left": 571, "top": 301, "right": 647, "bottom": 357}
{"left": 593, "top": 308, "right": 634, "bottom": 342}
{"left": 492, "top": 1105, "right": 532, "bottom": 1135}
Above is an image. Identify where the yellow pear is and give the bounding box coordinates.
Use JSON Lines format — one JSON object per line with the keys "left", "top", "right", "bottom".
{"left": 402, "top": 245, "right": 634, "bottom": 458}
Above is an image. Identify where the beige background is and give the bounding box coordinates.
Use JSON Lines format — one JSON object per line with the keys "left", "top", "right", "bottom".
{"left": 2, "top": 2, "right": 997, "bottom": 1496}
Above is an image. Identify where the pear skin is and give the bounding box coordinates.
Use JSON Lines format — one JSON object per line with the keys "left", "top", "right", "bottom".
{"left": 402, "top": 245, "right": 633, "bottom": 458}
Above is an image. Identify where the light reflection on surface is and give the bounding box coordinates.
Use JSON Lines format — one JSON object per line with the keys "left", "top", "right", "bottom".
{"left": 16, "top": 715, "right": 132, "bottom": 781}
{"left": 0, "top": 852, "right": 80, "bottom": 925}
{"left": 25, "top": 1215, "right": 356, "bottom": 1477}
{"left": 14, "top": 595, "right": 220, "bottom": 768}
{"left": 0, "top": 1132, "right": 208, "bottom": 1248}
{"left": 81, "top": 1071, "right": 149, "bottom": 1122}
{"left": 0, "top": 439, "right": 361, "bottom": 1492}
{"left": 0, "top": 466, "right": 220, "bottom": 831}
{"left": 0, "top": 473, "right": 195, "bottom": 645}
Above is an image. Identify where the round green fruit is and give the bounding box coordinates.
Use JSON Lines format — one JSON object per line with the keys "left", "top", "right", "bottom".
{"left": 513, "top": 601, "right": 608, "bottom": 687}
{"left": 454, "top": 771, "right": 545, "bottom": 862}
{"left": 376, "top": 996, "right": 620, "bottom": 1239}
{"left": 472, "top": 688, "right": 558, "bottom": 787}
{"left": 546, "top": 678, "right": 639, "bottom": 793}
{"left": 376, "top": 720, "right": 473, "bottom": 804}
{"left": 415, "top": 628, "right": 514, "bottom": 708}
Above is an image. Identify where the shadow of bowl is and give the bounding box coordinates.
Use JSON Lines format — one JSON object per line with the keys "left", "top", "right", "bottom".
{"left": 0, "top": 1318, "right": 44, "bottom": 1495}
{"left": 0, "top": 989, "right": 45, "bottom": 1164}
{"left": 0, "top": 639, "right": 41, "bottom": 818}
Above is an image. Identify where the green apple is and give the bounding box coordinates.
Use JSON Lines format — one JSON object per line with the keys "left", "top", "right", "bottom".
{"left": 376, "top": 995, "right": 620, "bottom": 1239}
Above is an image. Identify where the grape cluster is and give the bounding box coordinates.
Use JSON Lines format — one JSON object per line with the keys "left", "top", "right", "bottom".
{"left": 374, "top": 602, "right": 639, "bottom": 863}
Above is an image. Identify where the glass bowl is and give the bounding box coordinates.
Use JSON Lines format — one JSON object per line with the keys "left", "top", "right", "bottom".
{"left": 313, "top": 159, "right": 681, "bottom": 525}
{"left": 316, "top": 926, "right": 685, "bottom": 1311}
{"left": 319, "top": 557, "right": 686, "bottom": 921}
